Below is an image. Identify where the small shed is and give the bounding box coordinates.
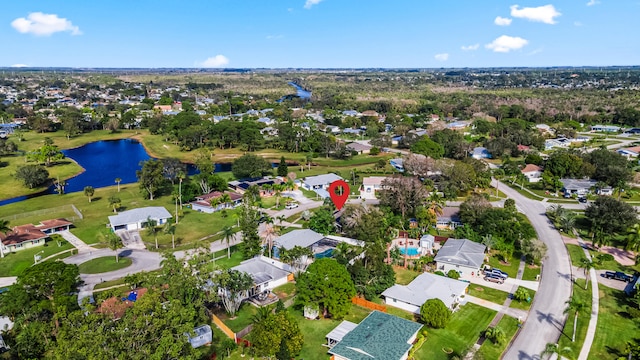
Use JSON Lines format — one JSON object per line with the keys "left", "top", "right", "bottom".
{"left": 185, "top": 325, "right": 213, "bottom": 348}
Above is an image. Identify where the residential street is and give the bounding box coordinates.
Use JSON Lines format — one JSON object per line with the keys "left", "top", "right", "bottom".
{"left": 496, "top": 179, "right": 574, "bottom": 360}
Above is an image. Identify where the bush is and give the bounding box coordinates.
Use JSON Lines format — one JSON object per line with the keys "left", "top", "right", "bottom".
{"left": 434, "top": 271, "right": 445, "bottom": 276}
{"left": 369, "top": 147, "right": 380, "bottom": 155}
{"left": 420, "top": 298, "right": 451, "bottom": 328}
{"left": 447, "top": 270, "right": 460, "bottom": 279}
{"left": 513, "top": 287, "right": 529, "bottom": 302}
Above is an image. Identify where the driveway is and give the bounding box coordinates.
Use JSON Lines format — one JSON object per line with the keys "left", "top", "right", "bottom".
{"left": 58, "top": 230, "right": 94, "bottom": 252}
{"left": 116, "top": 230, "right": 147, "bottom": 250}
{"left": 595, "top": 270, "right": 632, "bottom": 291}
{"left": 460, "top": 273, "right": 540, "bottom": 292}
{"left": 495, "top": 179, "right": 574, "bottom": 360}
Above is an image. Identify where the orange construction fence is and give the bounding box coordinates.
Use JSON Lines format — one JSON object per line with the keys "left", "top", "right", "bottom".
{"left": 351, "top": 297, "right": 387, "bottom": 312}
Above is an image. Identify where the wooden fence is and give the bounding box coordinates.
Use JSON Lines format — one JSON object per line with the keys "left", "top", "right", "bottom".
{"left": 351, "top": 297, "right": 387, "bottom": 312}
{"left": 211, "top": 314, "right": 236, "bottom": 341}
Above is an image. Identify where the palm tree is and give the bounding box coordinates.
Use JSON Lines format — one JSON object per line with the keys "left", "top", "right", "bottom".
{"left": 273, "top": 184, "right": 284, "bottom": 208}
{"left": 564, "top": 297, "right": 586, "bottom": 342}
{"left": 209, "top": 197, "right": 221, "bottom": 210}
{"left": 115, "top": 177, "right": 122, "bottom": 192}
{"left": 219, "top": 193, "right": 232, "bottom": 209}
{"left": 578, "top": 258, "right": 595, "bottom": 290}
{"left": 482, "top": 234, "right": 496, "bottom": 253}
{"left": 144, "top": 216, "right": 160, "bottom": 249}
{"left": 483, "top": 326, "right": 506, "bottom": 345}
{"left": 625, "top": 223, "right": 640, "bottom": 251}
{"left": 221, "top": 225, "right": 235, "bottom": 259}
{"left": 558, "top": 211, "right": 576, "bottom": 234}
{"left": 108, "top": 195, "right": 121, "bottom": 213}
{"left": 276, "top": 215, "right": 286, "bottom": 232}
{"left": 177, "top": 171, "right": 185, "bottom": 208}
{"left": 107, "top": 232, "right": 123, "bottom": 263}
{"left": 541, "top": 343, "right": 572, "bottom": 359}
{"left": 262, "top": 217, "right": 278, "bottom": 258}
{"left": 0, "top": 219, "right": 11, "bottom": 258}
{"left": 84, "top": 186, "right": 95, "bottom": 203}
{"left": 164, "top": 221, "right": 177, "bottom": 249}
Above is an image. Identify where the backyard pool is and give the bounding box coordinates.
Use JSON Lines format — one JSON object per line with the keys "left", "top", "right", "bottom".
{"left": 398, "top": 247, "right": 420, "bottom": 256}
{"left": 314, "top": 248, "right": 334, "bottom": 259}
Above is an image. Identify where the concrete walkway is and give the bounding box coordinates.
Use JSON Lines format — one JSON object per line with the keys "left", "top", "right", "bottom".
{"left": 58, "top": 230, "right": 94, "bottom": 252}
{"left": 576, "top": 235, "right": 599, "bottom": 360}
{"left": 0, "top": 277, "right": 17, "bottom": 287}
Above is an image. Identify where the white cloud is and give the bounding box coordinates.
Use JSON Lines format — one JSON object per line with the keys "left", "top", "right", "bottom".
{"left": 586, "top": 0, "right": 600, "bottom": 6}
{"left": 266, "top": 34, "right": 284, "bottom": 39}
{"left": 574, "top": 21, "right": 583, "bottom": 26}
{"left": 494, "top": 16, "right": 513, "bottom": 26}
{"left": 485, "top": 35, "right": 529, "bottom": 52}
{"left": 11, "top": 64, "right": 29, "bottom": 68}
{"left": 434, "top": 53, "right": 449, "bottom": 61}
{"left": 304, "top": 0, "right": 323, "bottom": 9}
{"left": 11, "top": 12, "right": 81, "bottom": 36}
{"left": 198, "top": 55, "right": 230, "bottom": 67}
{"left": 461, "top": 44, "right": 480, "bottom": 51}
{"left": 510, "top": 4, "right": 561, "bottom": 24}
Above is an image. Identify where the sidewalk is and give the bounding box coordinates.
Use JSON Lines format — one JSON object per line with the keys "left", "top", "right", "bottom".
{"left": 58, "top": 230, "right": 94, "bottom": 252}
{"left": 576, "top": 235, "right": 599, "bottom": 360}
{"left": 464, "top": 295, "right": 528, "bottom": 321}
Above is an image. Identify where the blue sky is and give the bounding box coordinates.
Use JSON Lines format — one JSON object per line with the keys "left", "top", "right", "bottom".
{"left": 2, "top": 0, "right": 639, "bottom": 68}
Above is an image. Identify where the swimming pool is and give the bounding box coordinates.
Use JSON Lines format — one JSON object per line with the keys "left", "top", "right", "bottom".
{"left": 315, "top": 248, "right": 334, "bottom": 259}
{"left": 398, "top": 247, "right": 420, "bottom": 256}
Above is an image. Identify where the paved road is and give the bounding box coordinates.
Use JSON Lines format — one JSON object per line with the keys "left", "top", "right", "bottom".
{"left": 58, "top": 230, "right": 94, "bottom": 252}
{"left": 497, "top": 179, "right": 573, "bottom": 360}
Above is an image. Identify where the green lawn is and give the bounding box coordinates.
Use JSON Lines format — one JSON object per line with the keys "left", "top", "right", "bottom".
{"left": 93, "top": 278, "right": 127, "bottom": 290}
{"left": 394, "top": 266, "right": 421, "bottom": 285}
{"left": 214, "top": 250, "right": 245, "bottom": 269}
{"left": 557, "top": 278, "right": 593, "bottom": 359}
{"left": 0, "top": 239, "right": 74, "bottom": 277}
{"left": 273, "top": 282, "right": 296, "bottom": 301}
{"left": 217, "top": 302, "right": 261, "bottom": 333}
{"left": 487, "top": 253, "right": 521, "bottom": 278}
{"left": 589, "top": 285, "right": 640, "bottom": 359}
{"left": 467, "top": 284, "right": 510, "bottom": 305}
{"left": 414, "top": 303, "right": 496, "bottom": 360}
{"left": 476, "top": 315, "right": 520, "bottom": 360}
{"left": 566, "top": 244, "right": 586, "bottom": 267}
{"left": 522, "top": 263, "right": 542, "bottom": 281}
{"left": 293, "top": 304, "right": 372, "bottom": 360}
{"left": 78, "top": 256, "right": 132, "bottom": 274}
{"left": 509, "top": 287, "right": 535, "bottom": 311}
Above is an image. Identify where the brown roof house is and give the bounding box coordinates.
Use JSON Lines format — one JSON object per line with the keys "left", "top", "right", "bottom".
{"left": 521, "top": 164, "right": 543, "bottom": 183}
{"left": 190, "top": 191, "right": 243, "bottom": 213}
{"left": 1, "top": 218, "right": 72, "bottom": 254}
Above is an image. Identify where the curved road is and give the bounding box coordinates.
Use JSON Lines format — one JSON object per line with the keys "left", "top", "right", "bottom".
{"left": 497, "top": 179, "right": 573, "bottom": 360}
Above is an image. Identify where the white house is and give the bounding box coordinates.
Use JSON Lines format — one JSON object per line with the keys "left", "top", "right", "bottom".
{"left": 382, "top": 272, "right": 469, "bottom": 313}
{"left": 190, "top": 191, "right": 243, "bottom": 213}
{"left": 434, "top": 239, "right": 486, "bottom": 277}
{"left": 560, "top": 178, "right": 598, "bottom": 196}
{"left": 616, "top": 146, "right": 640, "bottom": 159}
{"left": 359, "top": 176, "right": 387, "bottom": 199}
{"left": 230, "top": 256, "right": 292, "bottom": 300}
{"left": 108, "top": 206, "right": 172, "bottom": 231}
{"left": 591, "top": 125, "right": 620, "bottom": 133}
{"left": 302, "top": 174, "right": 344, "bottom": 198}
{"left": 521, "top": 164, "right": 543, "bottom": 183}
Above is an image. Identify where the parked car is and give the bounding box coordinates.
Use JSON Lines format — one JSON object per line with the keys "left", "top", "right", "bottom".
{"left": 484, "top": 273, "right": 505, "bottom": 284}
{"left": 285, "top": 202, "right": 299, "bottom": 209}
{"left": 484, "top": 268, "right": 509, "bottom": 279}
{"left": 604, "top": 271, "right": 633, "bottom": 282}
{"left": 578, "top": 197, "right": 587, "bottom": 203}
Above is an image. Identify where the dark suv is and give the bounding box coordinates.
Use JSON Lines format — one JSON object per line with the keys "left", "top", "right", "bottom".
{"left": 604, "top": 271, "right": 633, "bottom": 282}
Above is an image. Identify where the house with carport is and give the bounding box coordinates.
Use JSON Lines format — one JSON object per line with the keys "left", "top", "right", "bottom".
{"left": 359, "top": 176, "right": 387, "bottom": 199}
{"left": 1, "top": 218, "right": 73, "bottom": 253}
{"left": 434, "top": 238, "right": 486, "bottom": 277}
{"left": 108, "top": 206, "right": 172, "bottom": 231}
{"left": 381, "top": 272, "right": 469, "bottom": 313}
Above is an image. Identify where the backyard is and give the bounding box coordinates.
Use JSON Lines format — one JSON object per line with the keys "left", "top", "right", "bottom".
{"left": 475, "top": 315, "right": 520, "bottom": 360}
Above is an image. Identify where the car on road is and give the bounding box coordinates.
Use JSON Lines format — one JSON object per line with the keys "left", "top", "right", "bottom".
{"left": 285, "top": 202, "right": 299, "bottom": 209}
{"left": 578, "top": 197, "right": 587, "bottom": 203}
{"left": 603, "top": 271, "right": 633, "bottom": 282}
{"left": 484, "top": 268, "right": 509, "bottom": 279}
{"left": 484, "top": 273, "right": 505, "bottom": 284}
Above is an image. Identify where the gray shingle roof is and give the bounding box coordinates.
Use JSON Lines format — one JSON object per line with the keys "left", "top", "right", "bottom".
{"left": 274, "top": 229, "right": 325, "bottom": 250}
{"left": 434, "top": 238, "right": 486, "bottom": 268}
{"left": 328, "top": 311, "right": 422, "bottom": 360}
{"left": 108, "top": 207, "right": 172, "bottom": 228}
{"left": 302, "top": 173, "right": 343, "bottom": 187}
{"left": 382, "top": 272, "right": 469, "bottom": 309}
{"left": 231, "top": 257, "right": 290, "bottom": 285}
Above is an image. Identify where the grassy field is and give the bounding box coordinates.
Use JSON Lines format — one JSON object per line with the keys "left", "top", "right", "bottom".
{"left": 522, "top": 263, "right": 542, "bottom": 281}
{"left": 0, "top": 184, "right": 239, "bottom": 250}
{"left": 475, "top": 315, "right": 520, "bottom": 360}
{"left": 589, "top": 285, "right": 640, "bottom": 359}
{"left": 557, "top": 278, "right": 593, "bottom": 359}
{"left": 0, "top": 239, "right": 74, "bottom": 276}
{"left": 93, "top": 278, "right": 127, "bottom": 290}
{"left": 487, "top": 253, "right": 521, "bottom": 278}
{"left": 394, "top": 266, "right": 421, "bottom": 285}
{"left": 216, "top": 302, "right": 261, "bottom": 333}
{"left": 78, "top": 256, "right": 133, "bottom": 274}
{"left": 414, "top": 303, "right": 495, "bottom": 359}
{"left": 468, "top": 284, "right": 510, "bottom": 305}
